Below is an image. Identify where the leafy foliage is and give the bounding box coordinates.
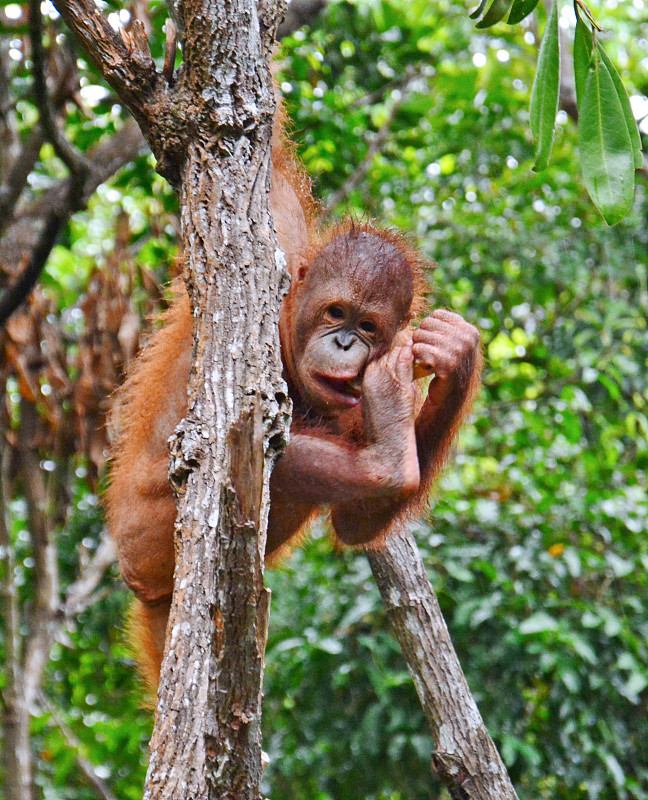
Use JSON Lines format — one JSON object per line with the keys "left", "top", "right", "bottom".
{"left": 470, "top": 0, "right": 643, "bottom": 224}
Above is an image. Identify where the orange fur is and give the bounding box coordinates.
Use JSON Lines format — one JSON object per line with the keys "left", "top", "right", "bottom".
{"left": 126, "top": 599, "right": 170, "bottom": 705}
{"left": 106, "top": 101, "right": 481, "bottom": 692}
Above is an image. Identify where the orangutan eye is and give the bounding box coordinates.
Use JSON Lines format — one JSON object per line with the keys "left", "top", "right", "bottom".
{"left": 359, "top": 320, "right": 377, "bottom": 335}
{"left": 326, "top": 305, "right": 345, "bottom": 321}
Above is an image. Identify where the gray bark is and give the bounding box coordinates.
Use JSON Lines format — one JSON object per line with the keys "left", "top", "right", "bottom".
{"left": 367, "top": 530, "right": 520, "bottom": 800}
{"left": 24, "top": 0, "right": 288, "bottom": 792}
{"left": 143, "top": 0, "right": 289, "bottom": 792}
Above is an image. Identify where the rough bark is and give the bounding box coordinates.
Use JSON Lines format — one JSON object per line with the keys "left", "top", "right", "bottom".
{"left": 11, "top": 0, "right": 288, "bottom": 792}
{"left": 367, "top": 529, "right": 519, "bottom": 800}
{"left": 50, "top": 0, "right": 175, "bottom": 176}
{"left": 141, "top": 0, "right": 288, "bottom": 797}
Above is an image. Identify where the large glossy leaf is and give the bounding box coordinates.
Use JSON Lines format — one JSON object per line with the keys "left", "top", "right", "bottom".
{"left": 579, "top": 50, "right": 635, "bottom": 225}
{"left": 529, "top": 0, "right": 560, "bottom": 171}
{"left": 475, "top": 0, "right": 514, "bottom": 28}
{"left": 507, "top": 0, "right": 540, "bottom": 25}
{"left": 573, "top": 18, "right": 593, "bottom": 107}
{"left": 597, "top": 43, "right": 643, "bottom": 170}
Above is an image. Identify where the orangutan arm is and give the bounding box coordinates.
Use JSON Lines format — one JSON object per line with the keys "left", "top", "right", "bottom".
{"left": 331, "top": 310, "right": 481, "bottom": 546}
{"left": 269, "top": 344, "right": 419, "bottom": 509}
{"left": 411, "top": 310, "right": 482, "bottom": 487}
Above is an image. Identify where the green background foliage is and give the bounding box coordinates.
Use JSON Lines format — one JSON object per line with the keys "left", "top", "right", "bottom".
{"left": 1, "top": 0, "right": 647, "bottom": 798}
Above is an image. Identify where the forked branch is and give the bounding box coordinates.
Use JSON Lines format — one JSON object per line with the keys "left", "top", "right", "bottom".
{"left": 28, "top": 0, "right": 90, "bottom": 188}
{"left": 50, "top": 0, "right": 169, "bottom": 157}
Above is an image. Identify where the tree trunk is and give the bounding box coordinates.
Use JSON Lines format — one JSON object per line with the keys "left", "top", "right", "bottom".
{"left": 0, "top": 434, "right": 34, "bottom": 800}
{"left": 40, "top": 0, "right": 288, "bottom": 791}
{"left": 143, "top": 1, "right": 289, "bottom": 797}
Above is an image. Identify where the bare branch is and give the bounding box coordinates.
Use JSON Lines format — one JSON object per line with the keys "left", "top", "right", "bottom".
{"left": 0, "top": 130, "right": 44, "bottom": 239}
{"left": 50, "top": 0, "right": 167, "bottom": 142}
{"left": 0, "top": 214, "right": 64, "bottom": 327}
{"left": 0, "top": 42, "right": 84, "bottom": 236}
{"left": 28, "top": 0, "right": 90, "bottom": 191}
{"left": 19, "top": 400, "right": 62, "bottom": 711}
{"left": 367, "top": 529, "right": 519, "bottom": 800}
{"left": 0, "top": 42, "right": 20, "bottom": 179}
{"left": 0, "top": 120, "right": 146, "bottom": 320}
{"left": 63, "top": 530, "right": 116, "bottom": 618}
{"left": 39, "top": 693, "right": 120, "bottom": 800}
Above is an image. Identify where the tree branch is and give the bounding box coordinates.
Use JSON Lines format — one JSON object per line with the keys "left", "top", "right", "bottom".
{"left": 143, "top": 0, "right": 290, "bottom": 794}
{"left": 0, "top": 119, "right": 147, "bottom": 320}
{"left": 366, "top": 529, "right": 519, "bottom": 800}
{"left": 28, "top": 0, "right": 90, "bottom": 191}
{"left": 50, "top": 0, "right": 167, "bottom": 147}
{"left": 0, "top": 214, "right": 64, "bottom": 327}
{"left": 0, "top": 417, "right": 33, "bottom": 800}
{"left": 0, "top": 130, "right": 44, "bottom": 240}
{"left": 0, "top": 42, "right": 83, "bottom": 238}
{"left": 39, "top": 692, "right": 120, "bottom": 800}
{"left": 0, "top": 42, "right": 20, "bottom": 182}
{"left": 19, "top": 400, "right": 62, "bottom": 712}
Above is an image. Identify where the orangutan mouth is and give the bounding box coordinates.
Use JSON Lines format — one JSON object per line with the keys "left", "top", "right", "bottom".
{"left": 316, "top": 374, "right": 362, "bottom": 405}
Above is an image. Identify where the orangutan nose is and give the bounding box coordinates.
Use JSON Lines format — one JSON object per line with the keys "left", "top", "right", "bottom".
{"left": 333, "top": 331, "right": 355, "bottom": 351}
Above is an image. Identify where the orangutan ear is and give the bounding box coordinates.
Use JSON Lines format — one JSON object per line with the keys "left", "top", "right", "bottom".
{"left": 296, "top": 266, "right": 307, "bottom": 283}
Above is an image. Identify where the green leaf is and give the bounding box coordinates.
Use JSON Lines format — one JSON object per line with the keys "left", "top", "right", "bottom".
{"left": 475, "top": 0, "right": 514, "bottom": 28}
{"left": 579, "top": 49, "right": 635, "bottom": 225}
{"left": 529, "top": 0, "right": 560, "bottom": 171}
{"left": 573, "top": 19, "right": 593, "bottom": 108}
{"left": 507, "top": 0, "right": 540, "bottom": 25}
{"left": 624, "top": 672, "right": 648, "bottom": 699}
{"left": 597, "top": 42, "right": 643, "bottom": 170}
{"left": 314, "top": 637, "right": 344, "bottom": 654}
{"left": 520, "top": 611, "right": 559, "bottom": 634}
{"left": 469, "top": 0, "right": 490, "bottom": 20}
